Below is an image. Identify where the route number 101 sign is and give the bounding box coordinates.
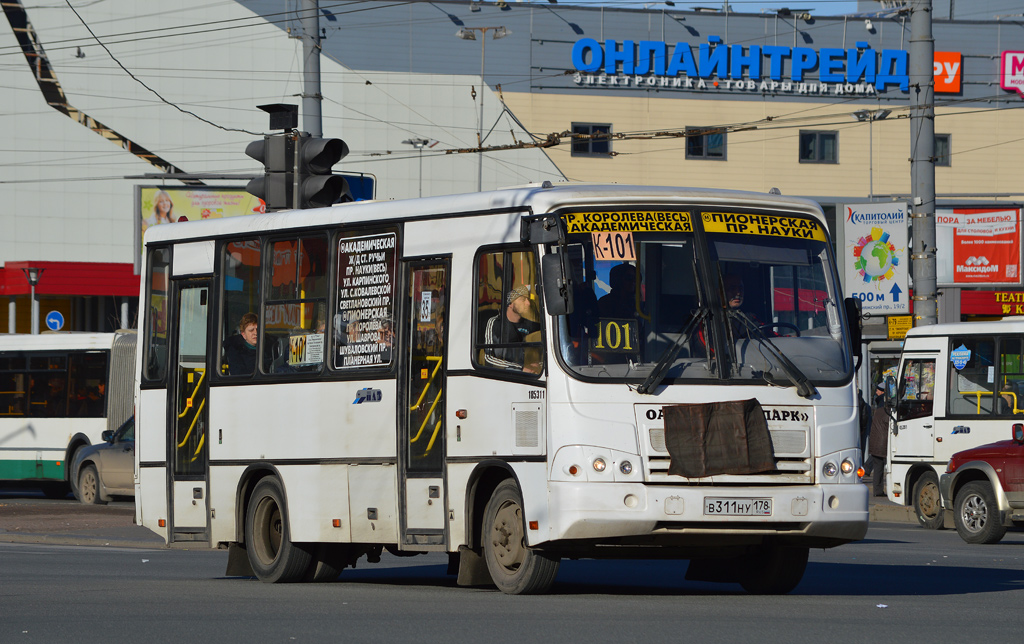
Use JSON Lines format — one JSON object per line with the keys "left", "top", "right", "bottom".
{"left": 591, "top": 231, "right": 635, "bottom": 261}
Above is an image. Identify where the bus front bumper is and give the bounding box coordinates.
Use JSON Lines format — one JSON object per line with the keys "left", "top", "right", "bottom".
{"left": 542, "top": 481, "right": 868, "bottom": 547}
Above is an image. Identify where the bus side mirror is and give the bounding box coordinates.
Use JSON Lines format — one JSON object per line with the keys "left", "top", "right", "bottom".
{"left": 1013, "top": 423, "right": 1024, "bottom": 444}
{"left": 844, "top": 297, "right": 862, "bottom": 354}
{"left": 884, "top": 374, "right": 897, "bottom": 409}
{"left": 521, "top": 215, "right": 565, "bottom": 245}
{"left": 542, "top": 252, "right": 574, "bottom": 316}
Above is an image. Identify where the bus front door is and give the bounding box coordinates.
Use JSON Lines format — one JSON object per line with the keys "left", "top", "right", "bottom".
{"left": 168, "top": 281, "right": 211, "bottom": 542}
{"left": 399, "top": 260, "right": 449, "bottom": 547}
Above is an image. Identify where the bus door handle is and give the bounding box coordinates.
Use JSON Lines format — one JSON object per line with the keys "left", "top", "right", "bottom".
{"left": 922, "top": 424, "right": 932, "bottom": 429}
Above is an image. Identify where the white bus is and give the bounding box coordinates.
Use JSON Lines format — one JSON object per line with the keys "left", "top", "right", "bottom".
{"left": 0, "top": 331, "right": 135, "bottom": 497}
{"left": 886, "top": 319, "right": 1024, "bottom": 528}
{"left": 135, "top": 183, "right": 867, "bottom": 594}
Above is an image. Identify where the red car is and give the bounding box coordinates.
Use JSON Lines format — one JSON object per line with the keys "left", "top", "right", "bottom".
{"left": 940, "top": 423, "right": 1024, "bottom": 544}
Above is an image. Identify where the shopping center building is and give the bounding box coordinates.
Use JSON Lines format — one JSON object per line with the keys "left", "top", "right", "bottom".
{"left": 2, "top": 0, "right": 1022, "bottom": 380}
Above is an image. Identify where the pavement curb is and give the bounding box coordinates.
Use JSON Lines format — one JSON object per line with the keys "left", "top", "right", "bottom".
{"left": 0, "top": 532, "right": 165, "bottom": 548}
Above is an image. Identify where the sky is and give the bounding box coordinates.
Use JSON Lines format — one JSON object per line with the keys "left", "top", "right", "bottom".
{"left": 560, "top": 1, "right": 863, "bottom": 17}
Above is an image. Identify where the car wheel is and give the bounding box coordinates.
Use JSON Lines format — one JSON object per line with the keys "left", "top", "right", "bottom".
{"left": 738, "top": 545, "right": 809, "bottom": 595}
{"left": 245, "top": 477, "right": 312, "bottom": 583}
{"left": 912, "top": 471, "right": 944, "bottom": 530}
{"left": 77, "top": 464, "right": 106, "bottom": 505}
{"left": 953, "top": 481, "right": 1008, "bottom": 545}
{"left": 483, "top": 479, "right": 560, "bottom": 595}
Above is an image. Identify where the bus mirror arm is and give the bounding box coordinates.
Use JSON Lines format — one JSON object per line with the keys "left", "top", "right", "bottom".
{"left": 844, "top": 297, "right": 863, "bottom": 368}
{"left": 541, "top": 251, "right": 574, "bottom": 316}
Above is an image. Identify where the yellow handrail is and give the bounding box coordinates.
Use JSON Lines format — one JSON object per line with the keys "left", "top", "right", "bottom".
{"left": 410, "top": 356, "right": 443, "bottom": 411}
{"left": 177, "top": 369, "right": 206, "bottom": 419}
{"left": 410, "top": 389, "right": 443, "bottom": 444}
{"left": 177, "top": 398, "right": 206, "bottom": 448}
{"left": 961, "top": 390, "right": 993, "bottom": 414}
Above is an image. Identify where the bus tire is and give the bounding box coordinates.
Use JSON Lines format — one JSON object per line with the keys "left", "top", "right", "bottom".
{"left": 77, "top": 465, "right": 106, "bottom": 505}
{"left": 303, "top": 544, "right": 348, "bottom": 583}
{"left": 912, "top": 471, "right": 944, "bottom": 530}
{"left": 738, "top": 545, "right": 808, "bottom": 595}
{"left": 482, "top": 479, "right": 560, "bottom": 595}
{"left": 245, "top": 477, "right": 312, "bottom": 583}
{"left": 953, "top": 481, "right": 1007, "bottom": 545}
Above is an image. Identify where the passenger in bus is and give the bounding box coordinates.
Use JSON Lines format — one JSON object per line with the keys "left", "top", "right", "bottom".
{"left": 723, "top": 273, "right": 767, "bottom": 338}
{"left": 484, "top": 286, "right": 541, "bottom": 373}
{"left": 224, "top": 312, "right": 258, "bottom": 375}
{"left": 598, "top": 263, "right": 637, "bottom": 319}
{"left": 45, "top": 377, "right": 67, "bottom": 417}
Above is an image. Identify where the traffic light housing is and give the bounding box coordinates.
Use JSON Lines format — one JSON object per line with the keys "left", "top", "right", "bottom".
{"left": 297, "top": 135, "right": 350, "bottom": 209}
{"left": 245, "top": 134, "right": 294, "bottom": 212}
{"left": 246, "top": 133, "right": 350, "bottom": 210}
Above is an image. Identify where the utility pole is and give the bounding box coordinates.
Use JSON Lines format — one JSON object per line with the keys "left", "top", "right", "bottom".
{"left": 301, "top": 0, "right": 323, "bottom": 137}
{"left": 909, "top": 0, "right": 937, "bottom": 326}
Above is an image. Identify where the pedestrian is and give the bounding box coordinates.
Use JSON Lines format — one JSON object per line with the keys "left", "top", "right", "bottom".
{"left": 867, "top": 385, "right": 890, "bottom": 497}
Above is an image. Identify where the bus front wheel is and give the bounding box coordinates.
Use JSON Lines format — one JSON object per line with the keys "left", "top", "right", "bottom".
{"left": 913, "top": 471, "right": 945, "bottom": 530}
{"left": 245, "top": 477, "right": 312, "bottom": 583}
{"left": 482, "top": 480, "right": 560, "bottom": 595}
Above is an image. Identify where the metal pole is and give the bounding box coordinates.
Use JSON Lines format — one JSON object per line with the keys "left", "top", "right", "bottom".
{"left": 909, "top": 0, "right": 937, "bottom": 326}
{"left": 30, "top": 283, "right": 37, "bottom": 335}
{"left": 868, "top": 117, "right": 874, "bottom": 199}
{"left": 478, "top": 35, "right": 486, "bottom": 192}
{"left": 300, "top": 0, "right": 323, "bottom": 137}
{"left": 418, "top": 147, "right": 424, "bottom": 198}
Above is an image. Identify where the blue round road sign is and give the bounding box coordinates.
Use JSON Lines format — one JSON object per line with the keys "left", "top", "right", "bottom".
{"left": 45, "top": 311, "right": 64, "bottom": 332}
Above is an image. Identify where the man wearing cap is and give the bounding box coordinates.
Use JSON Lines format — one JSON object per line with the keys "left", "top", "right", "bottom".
{"left": 484, "top": 285, "right": 542, "bottom": 373}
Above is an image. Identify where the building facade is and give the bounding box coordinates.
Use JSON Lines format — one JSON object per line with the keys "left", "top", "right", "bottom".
{"left": 1, "top": 1, "right": 1022, "bottom": 355}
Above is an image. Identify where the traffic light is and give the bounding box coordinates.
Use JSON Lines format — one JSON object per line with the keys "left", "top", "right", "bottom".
{"left": 245, "top": 134, "right": 294, "bottom": 212}
{"left": 297, "top": 135, "right": 350, "bottom": 209}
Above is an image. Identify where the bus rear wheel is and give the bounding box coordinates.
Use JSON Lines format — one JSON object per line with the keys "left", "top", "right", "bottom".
{"left": 245, "top": 477, "right": 312, "bottom": 583}
{"left": 913, "top": 471, "right": 945, "bottom": 530}
{"left": 482, "top": 480, "right": 560, "bottom": 595}
{"left": 738, "top": 545, "right": 808, "bottom": 595}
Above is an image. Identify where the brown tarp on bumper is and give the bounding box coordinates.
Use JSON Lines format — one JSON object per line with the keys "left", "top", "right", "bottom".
{"left": 663, "top": 399, "right": 776, "bottom": 478}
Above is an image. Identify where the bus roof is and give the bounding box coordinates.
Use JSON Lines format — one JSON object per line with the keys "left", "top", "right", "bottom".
{"left": 904, "top": 318, "right": 1024, "bottom": 339}
{"left": 0, "top": 332, "right": 121, "bottom": 352}
{"left": 142, "top": 183, "right": 825, "bottom": 245}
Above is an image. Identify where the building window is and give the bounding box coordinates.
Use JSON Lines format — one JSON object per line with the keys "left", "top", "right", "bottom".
{"left": 685, "top": 127, "right": 726, "bottom": 160}
{"left": 935, "top": 134, "right": 951, "bottom": 167}
{"left": 571, "top": 123, "right": 611, "bottom": 157}
{"left": 799, "top": 131, "right": 838, "bottom": 164}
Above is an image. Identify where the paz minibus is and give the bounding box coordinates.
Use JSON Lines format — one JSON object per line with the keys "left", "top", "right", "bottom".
{"left": 887, "top": 319, "right": 1024, "bottom": 529}
{"left": 135, "top": 183, "right": 867, "bottom": 594}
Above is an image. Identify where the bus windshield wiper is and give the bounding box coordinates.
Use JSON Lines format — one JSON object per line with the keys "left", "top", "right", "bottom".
{"left": 637, "top": 308, "right": 709, "bottom": 395}
{"left": 729, "top": 310, "right": 818, "bottom": 399}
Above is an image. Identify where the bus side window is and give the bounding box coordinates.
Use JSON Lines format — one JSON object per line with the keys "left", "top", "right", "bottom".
{"left": 143, "top": 247, "right": 171, "bottom": 383}
{"left": 947, "top": 336, "right": 995, "bottom": 416}
{"left": 262, "top": 236, "right": 328, "bottom": 374}
{"left": 998, "top": 336, "right": 1024, "bottom": 415}
{"left": 221, "top": 239, "right": 261, "bottom": 377}
{"left": 474, "top": 249, "right": 543, "bottom": 376}
{"left": 0, "top": 368, "right": 26, "bottom": 417}
{"left": 67, "top": 352, "right": 108, "bottom": 418}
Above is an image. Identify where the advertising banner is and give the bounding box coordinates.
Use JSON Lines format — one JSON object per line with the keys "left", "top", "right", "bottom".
{"left": 843, "top": 203, "right": 909, "bottom": 315}
{"left": 135, "top": 185, "right": 264, "bottom": 271}
{"left": 936, "top": 208, "right": 1022, "bottom": 287}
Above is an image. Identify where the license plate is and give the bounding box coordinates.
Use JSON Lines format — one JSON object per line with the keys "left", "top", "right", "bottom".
{"left": 703, "top": 497, "right": 772, "bottom": 516}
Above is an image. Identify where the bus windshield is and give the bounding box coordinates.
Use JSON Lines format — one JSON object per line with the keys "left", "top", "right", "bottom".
{"left": 554, "top": 210, "right": 850, "bottom": 389}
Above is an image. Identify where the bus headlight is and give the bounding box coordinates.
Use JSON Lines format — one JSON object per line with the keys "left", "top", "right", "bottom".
{"left": 619, "top": 460, "right": 633, "bottom": 475}
{"left": 593, "top": 458, "right": 607, "bottom": 473}
{"left": 840, "top": 459, "right": 855, "bottom": 475}
{"left": 822, "top": 461, "right": 838, "bottom": 478}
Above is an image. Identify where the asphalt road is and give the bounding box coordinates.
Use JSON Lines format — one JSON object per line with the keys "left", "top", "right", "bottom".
{"left": 1, "top": 522, "right": 1023, "bottom": 644}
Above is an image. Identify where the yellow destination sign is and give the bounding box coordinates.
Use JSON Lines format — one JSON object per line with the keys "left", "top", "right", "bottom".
{"left": 888, "top": 315, "right": 913, "bottom": 340}
{"left": 701, "top": 212, "right": 826, "bottom": 241}
{"left": 564, "top": 211, "right": 692, "bottom": 234}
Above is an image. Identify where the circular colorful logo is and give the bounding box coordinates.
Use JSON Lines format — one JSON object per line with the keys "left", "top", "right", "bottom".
{"left": 853, "top": 227, "right": 900, "bottom": 282}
